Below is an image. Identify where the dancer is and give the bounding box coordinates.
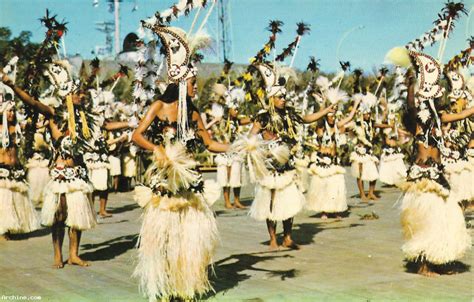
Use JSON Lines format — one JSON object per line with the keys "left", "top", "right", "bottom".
{"left": 306, "top": 94, "right": 360, "bottom": 219}
{"left": 240, "top": 61, "right": 334, "bottom": 250}
{"left": 132, "top": 21, "right": 228, "bottom": 300}
{"left": 85, "top": 62, "right": 137, "bottom": 217}
{"left": 378, "top": 105, "right": 410, "bottom": 186}
{"left": 0, "top": 80, "right": 40, "bottom": 240}
{"left": 26, "top": 116, "right": 52, "bottom": 206}
{"left": 211, "top": 71, "right": 250, "bottom": 209}
{"left": 397, "top": 51, "right": 472, "bottom": 276}
{"left": 1, "top": 59, "right": 97, "bottom": 268}
{"left": 349, "top": 91, "right": 391, "bottom": 201}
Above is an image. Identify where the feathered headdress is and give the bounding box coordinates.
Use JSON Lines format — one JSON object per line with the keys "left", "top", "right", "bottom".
{"left": 410, "top": 51, "right": 445, "bottom": 101}
{"left": 385, "top": 1, "right": 467, "bottom": 67}
{"left": 275, "top": 22, "right": 310, "bottom": 66}
{"left": 141, "top": 1, "right": 214, "bottom": 142}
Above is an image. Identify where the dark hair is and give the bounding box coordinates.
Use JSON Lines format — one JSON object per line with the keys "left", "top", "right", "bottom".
{"left": 160, "top": 83, "right": 180, "bottom": 103}
{"left": 159, "top": 83, "right": 198, "bottom": 114}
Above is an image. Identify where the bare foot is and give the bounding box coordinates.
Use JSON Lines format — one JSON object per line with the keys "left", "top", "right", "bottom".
{"left": 360, "top": 194, "right": 369, "bottom": 203}
{"left": 99, "top": 211, "right": 113, "bottom": 218}
{"left": 281, "top": 238, "right": 300, "bottom": 250}
{"left": 269, "top": 239, "right": 279, "bottom": 251}
{"left": 52, "top": 261, "right": 64, "bottom": 269}
{"left": 224, "top": 203, "right": 234, "bottom": 209}
{"left": 418, "top": 263, "right": 439, "bottom": 277}
{"left": 233, "top": 202, "right": 247, "bottom": 209}
{"left": 68, "top": 256, "right": 90, "bottom": 267}
{"left": 368, "top": 194, "right": 379, "bottom": 200}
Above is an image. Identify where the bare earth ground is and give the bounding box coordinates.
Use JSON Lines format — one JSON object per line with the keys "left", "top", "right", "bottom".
{"left": 0, "top": 169, "right": 472, "bottom": 302}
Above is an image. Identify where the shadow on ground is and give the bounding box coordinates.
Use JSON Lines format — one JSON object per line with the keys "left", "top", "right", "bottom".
{"left": 108, "top": 203, "right": 139, "bottom": 214}
{"left": 206, "top": 251, "right": 298, "bottom": 298}
{"left": 80, "top": 234, "right": 138, "bottom": 261}
{"left": 8, "top": 227, "right": 51, "bottom": 240}
{"left": 404, "top": 260, "right": 470, "bottom": 275}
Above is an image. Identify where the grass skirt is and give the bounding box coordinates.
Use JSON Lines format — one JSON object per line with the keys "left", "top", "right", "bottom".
{"left": 108, "top": 155, "right": 121, "bottom": 176}
{"left": 133, "top": 192, "right": 218, "bottom": 301}
{"left": 250, "top": 170, "right": 305, "bottom": 221}
{"left": 0, "top": 180, "right": 40, "bottom": 235}
{"left": 123, "top": 154, "right": 137, "bottom": 178}
{"left": 26, "top": 158, "right": 50, "bottom": 205}
{"left": 400, "top": 179, "right": 471, "bottom": 264}
{"left": 379, "top": 153, "right": 407, "bottom": 186}
{"left": 350, "top": 152, "right": 379, "bottom": 181}
{"left": 215, "top": 153, "right": 244, "bottom": 188}
{"left": 87, "top": 162, "right": 109, "bottom": 192}
{"left": 42, "top": 177, "right": 96, "bottom": 230}
{"left": 306, "top": 164, "right": 348, "bottom": 213}
{"left": 444, "top": 160, "right": 471, "bottom": 202}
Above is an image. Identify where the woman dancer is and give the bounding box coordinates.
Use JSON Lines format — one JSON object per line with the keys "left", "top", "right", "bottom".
{"left": 1, "top": 61, "right": 97, "bottom": 268}
{"left": 400, "top": 52, "right": 472, "bottom": 276}
{"left": 0, "top": 83, "right": 39, "bottom": 240}
{"left": 306, "top": 97, "right": 360, "bottom": 219}
{"left": 132, "top": 23, "right": 228, "bottom": 301}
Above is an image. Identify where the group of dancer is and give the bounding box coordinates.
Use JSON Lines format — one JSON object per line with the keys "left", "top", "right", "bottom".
{"left": 0, "top": 1, "right": 473, "bottom": 301}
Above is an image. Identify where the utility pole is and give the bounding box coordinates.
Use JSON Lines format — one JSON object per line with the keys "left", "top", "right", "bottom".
{"left": 217, "top": 0, "right": 233, "bottom": 62}
{"left": 114, "top": 0, "right": 120, "bottom": 55}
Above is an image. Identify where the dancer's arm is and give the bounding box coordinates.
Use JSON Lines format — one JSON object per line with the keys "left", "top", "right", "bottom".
{"left": 249, "top": 121, "right": 262, "bottom": 135}
{"left": 194, "top": 111, "right": 229, "bottom": 153}
{"left": 1, "top": 73, "right": 54, "bottom": 117}
{"left": 441, "top": 107, "right": 474, "bottom": 123}
{"left": 104, "top": 120, "right": 135, "bottom": 131}
{"left": 337, "top": 99, "right": 361, "bottom": 128}
{"left": 132, "top": 101, "right": 163, "bottom": 152}
{"left": 302, "top": 104, "right": 336, "bottom": 123}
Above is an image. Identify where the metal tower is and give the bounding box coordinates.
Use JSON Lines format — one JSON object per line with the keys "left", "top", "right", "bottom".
{"left": 217, "top": 0, "right": 233, "bottom": 62}
{"left": 95, "top": 21, "right": 115, "bottom": 57}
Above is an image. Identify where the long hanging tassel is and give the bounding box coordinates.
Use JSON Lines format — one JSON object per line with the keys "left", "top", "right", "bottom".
{"left": 66, "top": 94, "right": 77, "bottom": 141}
{"left": 80, "top": 111, "right": 91, "bottom": 139}
{"left": 177, "top": 80, "right": 189, "bottom": 142}
{"left": 1, "top": 111, "right": 10, "bottom": 148}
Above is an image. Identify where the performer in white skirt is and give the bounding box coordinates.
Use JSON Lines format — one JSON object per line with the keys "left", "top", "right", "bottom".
{"left": 210, "top": 72, "right": 251, "bottom": 209}
{"left": 389, "top": 49, "right": 473, "bottom": 276}
{"left": 0, "top": 83, "right": 40, "bottom": 240}
{"left": 86, "top": 63, "right": 137, "bottom": 217}
{"left": 108, "top": 132, "right": 123, "bottom": 192}
{"left": 440, "top": 69, "right": 473, "bottom": 205}
{"left": 306, "top": 95, "right": 360, "bottom": 219}
{"left": 131, "top": 21, "right": 229, "bottom": 301}
{"left": 26, "top": 124, "right": 52, "bottom": 206}
{"left": 238, "top": 56, "right": 334, "bottom": 249}
{"left": 378, "top": 110, "right": 410, "bottom": 186}
{"left": 2, "top": 57, "right": 97, "bottom": 268}
{"left": 350, "top": 92, "right": 391, "bottom": 201}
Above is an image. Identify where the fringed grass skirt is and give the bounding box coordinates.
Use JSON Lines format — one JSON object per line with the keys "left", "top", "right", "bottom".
{"left": 306, "top": 164, "right": 348, "bottom": 213}
{"left": 400, "top": 179, "right": 471, "bottom": 264}
{"left": 108, "top": 155, "right": 121, "bottom": 176}
{"left": 0, "top": 179, "right": 40, "bottom": 235}
{"left": 250, "top": 170, "right": 305, "bottom": 221}
{"left": 379, "top": 153, "right": 407, "bottom": 186}
{"left": 26, "top": 159, "right": 50, "bottom": 205}
{"left": 215, "top": 154, "right": 244, "bottom": 188}
{"left": 133, "top": 193, "right": 218, "bottom": 301}
{"left": 42, "top": 178, "right": 96, "bottom": 230}
{"left": 444, "top": 160, "right": 471, "bottom": 202}
{"left": 350, "top": 152, "right": 379, "bottom": 181}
